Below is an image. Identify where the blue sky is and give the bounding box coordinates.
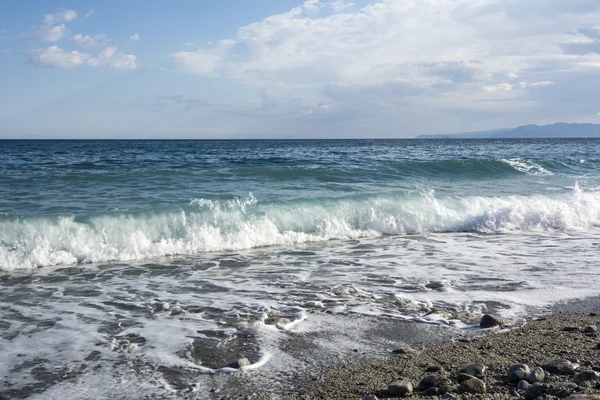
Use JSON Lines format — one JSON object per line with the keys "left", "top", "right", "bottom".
{"left": 1, "top": 0, "right": 600, "bottom": 138}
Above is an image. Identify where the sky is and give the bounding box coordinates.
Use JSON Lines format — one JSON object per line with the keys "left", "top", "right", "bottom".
{"left": 1, "top": 0, "right": 600, "bottom": 139}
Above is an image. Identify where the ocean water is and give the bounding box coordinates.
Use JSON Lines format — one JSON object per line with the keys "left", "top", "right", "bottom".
{"left": 2, "top": 139, "right": 600, "bottom": 398}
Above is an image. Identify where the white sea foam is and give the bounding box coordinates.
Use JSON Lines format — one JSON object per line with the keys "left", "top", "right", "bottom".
{"left": 501, "top": 158, "right": 553, "bottom": 176}
{"left": 1, "top": 186, "right": 600, "bottom": 270}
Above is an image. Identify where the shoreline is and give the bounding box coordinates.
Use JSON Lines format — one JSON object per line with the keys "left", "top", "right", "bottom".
{"left": 284, "top": 301, "right": 600, "bottom": 400}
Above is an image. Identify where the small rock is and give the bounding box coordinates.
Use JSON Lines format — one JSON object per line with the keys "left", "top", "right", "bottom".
{"left": 563, "top": 326, "right": 580, "bottom": 332}
{"left": 226, "top": 358, "right": 251, "bottom": 369}
{"left": 388, "top": 379, "right": 413, "bottom": 396}
{"left": 518, "top": 380, "right": 531, "bottom": 390}
{"left": 541, "top": 358, "right": 580, "bottom": 375}
{"left": 459, "top": 378, "right": 486, "bottom": 394}
{"left": 565, "top": 395, "right": 600, "bottom": 400}
{"left": 392, "top": 347, "right": 418, "bottom": 356}
{"left": 459, "top": 363, "right": 486, "bottom": 377}
{"left": 526, "top": 367, "right": 546, "bottom": 383}
{"left": 457, "top": 373, "right": 476, "bottom": 383}
{"left": 443, "top": 393, "right": 456, "bottom": 399}
{"left": 480, "top": 314, "right": 503, "bottom": 328}
{"left": 574, "top": 370, "right": 600, "bottom": 384}
{"left": 524, "top": 383, "right": 548, "bottom": 400}
{"left": 422, "top": 387, "right": 441, "bottom": 396}
{"left": 547, "top": 382, "right": 578, "bottom": 397}
{"left": 417, "top": 375, "right": 451, "bottom": 392}
{"left": 363, "top": 395, "right": 379, "bottom": 400}
{"left": 583, "top": 325, "right": 598, "bottom": 333}
{"left": 508, "top": 364, "right": 531, "bottom": 383}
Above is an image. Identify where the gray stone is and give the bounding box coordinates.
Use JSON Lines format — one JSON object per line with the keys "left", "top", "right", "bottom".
{"left": 547, "top": 382, "right": 578, "bottom": 397}
{"left": 563, "top": 326, "right": 580, "bottom": 332}
{"left": 518, "top": 380, "right": 531, "bottom": 390}
{"left": 388, "top": 379, "right": 413, "bottom": 396}
{"left": 459, "top": 363, "right": 486, "bottom": 377}
{"left": 480, "top": 314, "right": 503, "bottom": 328}
{"left": 225, "top": 358, "right": 251, "bottom": 369}
{"left": 565, "top": 396, "right": 600, "bottom": 400}
{"left": 422, "top": 387, "right": 441, "bottom": 396}
{"left": 363, "top": 395, "right": 379, "bottom": 400}
{"left": 574, "top": 370, "right": 600, "bottom": 384}
{"left": 391, "top": 346, "right": 418, "bottom": 355}
{"left": 509, "top": 369, "right": 529, "bottom": 383}
{"left": 417, "top": 375, "right": 451, "bottom": 392}
{"left": 524, "top": 383, "right": 548, "bottom": 400}
{"left": 426, "top": 365, "right": 443, "bottom": 372}
{"left": 457, "top": 373, "right": 476, "bottom": 383}
{"left": 583, "top": 325, "right": 598, "bottom": 333}
{"left": 541, "top": 358, "right": 580, "bottom": 375}
{"left": 443, "top": 393, "right": 457, "bottom": 400}
{"left": 459, "top": 378, "right": 486, "bottom": 394}
{"left": 509, "top": 364, "right": 531, "bottom": 374}
{"left": 526, "top": 367, "right": 546, "bottom": 383}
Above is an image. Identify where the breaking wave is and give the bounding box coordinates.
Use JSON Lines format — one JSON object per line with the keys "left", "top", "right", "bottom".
{"left": 1, "top": 186, "right": 599, "bottom": 270}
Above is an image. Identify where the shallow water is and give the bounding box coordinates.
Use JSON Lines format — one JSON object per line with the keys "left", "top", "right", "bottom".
{"left": 1, "top": 139, "right": 600, "bottom": 398}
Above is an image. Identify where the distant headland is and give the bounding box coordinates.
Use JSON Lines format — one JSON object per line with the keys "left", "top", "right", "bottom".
{"left": 417, "top": 123, "right": 600, "bottom": 139}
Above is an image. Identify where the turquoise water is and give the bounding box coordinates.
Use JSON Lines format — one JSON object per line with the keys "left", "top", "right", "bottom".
{"left": 2, "top": 139, "right": 600, "bottom": 398}
{"left": 1, "top": 139, "right": 600, "bottom": 269}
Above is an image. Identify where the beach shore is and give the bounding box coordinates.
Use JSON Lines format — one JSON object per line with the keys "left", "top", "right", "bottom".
{"left": 285, "top": 304, "right": 600, "bottom": 400}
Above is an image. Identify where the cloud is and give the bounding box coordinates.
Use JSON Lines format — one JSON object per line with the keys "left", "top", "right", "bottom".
{"left": 327, "top": 1, "right": 354, "bottom": 12}
{"left": 172, "top": 51, "right": 220, "bottom": 74}
{"left": 39, "top": 24, "right": 69, "bottom": 42}
{"left": 72, "top": 34, "right": 108, "bottom": 48}
{"left": 31, "top": 45, "right": 89, "bottom": 68}
{"left": 83, "top": 10, "right": 94, "bottom": 19}
{"left": 530, "top": 80, "right": 555, "bottom": 87}
{"left": 32, "top": 46, "right": 137, "bottom": 69}
{"left": 129, "top": 34, "right": 140, "bottom": 42}
{"left": 43, "top": 10, "right": 77, "bottom": 26}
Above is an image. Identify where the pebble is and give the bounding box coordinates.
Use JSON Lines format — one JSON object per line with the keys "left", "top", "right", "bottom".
{"left": 574, "top": 370, "right": 600, "bottom": 384}
{"left": 547, "top": 382, "right": 578, "bottom": 397}
{"left": 526, "top": 367, "right": 546, "bottom": 383}
{"left": 388, "top": 379, "right": 413, "bottom": 396}
{"left": 565, "top": 395, "right": 600, "bottom": 400}
{"left": 426, "top": 365, "right": 443, "bottom": 372}
{"left": 443, "top": 393, "right": 457, "bottom": 399}
{"left": 583, "top": 325, "right": 598, "bottom": 333}
{"left": 508, "top": 364, "right": 531, "bottom": 383}
{"left": 417, "top": 375, "right": 451, "bottom": 392}
{"left": 524, "top": 383, "right": 548, "bottom": 400}
{"left": 459, "top": 363, "right": 486, "bottom": 377}
{"left": 457, "top": 373, "right": 476, "bottom": 383}
{"left": 422, "top": 387, "right": 441, "bottom": 396}
{"left": 480, "top": 314, "right": 503, "bottom": 328}
{"left": 518, "top": 380, "right": 531, "bottom": 390}
{"left": 541, "top": 358, "right": 580, "bottom": 374}
{"left": 225, "top": 358, "right": 251, "bottom": 369}
{"left": 363, "top": 395, "right": 379, "bottom": 400}
{"left": 391, "top": 347, "right": 418, "bottom": 356}
{"left": 563, "top": 326, "right": 580, "bottom": 332}
{"left": 459, "top": 377, "right": 486, "bottom": 394}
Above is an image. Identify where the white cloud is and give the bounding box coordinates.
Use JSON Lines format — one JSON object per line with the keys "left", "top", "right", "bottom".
{"left": 327, "top": 1, "right": 354, "bottom": 12}
{"left": 129, "top": 33, "right": 140, "bottom": 42}
{"left": 172, "top": 51, "right": 220, "bottom": 74}
{"left": 39, "top": 24, "right": 69, "bottom": 42}
{"left": 88, "top": 47, "right": 138, "bottom": 69}
{"left": 32, "top": 46, "right": 137, "bottom": 70}
{"left": 530, "top": 80, "right": 555, "bottom": 87}
{"left": 43, "top": 10, "right": 77, "bottom": 26}
{"left": 72, "top": 34, "right": 108, "bottom": 48}
{"left": 32, "top": 45, "right": 89, "bottom": 68}
{"left": 83, "top": 10, "right": 94, "bottom": 19}
{"left": 172, "top": 0, "right": 600, "bottom": 111}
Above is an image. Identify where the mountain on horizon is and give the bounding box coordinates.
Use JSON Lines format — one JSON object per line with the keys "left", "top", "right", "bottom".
{"left": 417, "top": 123, "right": 600, "bottom": 139}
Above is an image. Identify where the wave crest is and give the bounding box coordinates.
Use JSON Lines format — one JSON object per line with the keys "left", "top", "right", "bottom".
{"left": 1, "top": 187, "right": 599, "bottom": 270}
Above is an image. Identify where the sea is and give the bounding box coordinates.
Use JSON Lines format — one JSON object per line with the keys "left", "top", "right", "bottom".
{"left": 1, "top": 139, "right": 600, "bottom": 399}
